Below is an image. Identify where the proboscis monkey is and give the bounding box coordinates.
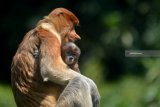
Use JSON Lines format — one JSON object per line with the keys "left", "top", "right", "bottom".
{"left": 61, "top": 42, "right": 81, "bottom": 73}
{"left": 11, "top": 8, "right": 100, "bottom": 107}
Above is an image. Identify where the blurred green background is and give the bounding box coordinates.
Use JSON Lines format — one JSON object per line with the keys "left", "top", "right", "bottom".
{"left": 1, "top": 0, "right": 160, "bottom": 107}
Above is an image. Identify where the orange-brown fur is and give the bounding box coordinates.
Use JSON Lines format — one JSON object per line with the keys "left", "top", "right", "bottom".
{"left": 11, "top": 8, "right": 81, "bottom": 107}
{"left": 11, "top": 8, "right": 100, "bottom": 107}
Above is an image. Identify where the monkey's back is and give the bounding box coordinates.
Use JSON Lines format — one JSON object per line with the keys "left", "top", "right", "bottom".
{"left": 11, "top": 30, "right": 62, "bottom": 107}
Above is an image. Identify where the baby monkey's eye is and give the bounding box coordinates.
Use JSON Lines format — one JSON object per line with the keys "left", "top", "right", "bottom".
{"left": 66, "top": 51, "right": 73, "bottom": 55}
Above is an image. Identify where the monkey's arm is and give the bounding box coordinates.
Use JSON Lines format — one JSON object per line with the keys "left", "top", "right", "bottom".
{"left": 38, "top": 30, "right": 80, "bottom": 85}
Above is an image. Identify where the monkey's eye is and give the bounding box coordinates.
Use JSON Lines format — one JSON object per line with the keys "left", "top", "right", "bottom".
{"left": 66, "top": 51, "right": 72, "bottom": 55}
{"left": 66, "top": 52, "right": 76, "bottom": 57}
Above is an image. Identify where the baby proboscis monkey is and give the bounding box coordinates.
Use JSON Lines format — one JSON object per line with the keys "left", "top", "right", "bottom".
{"left": 61, "top": 42, "right": 81, "bottom": 73}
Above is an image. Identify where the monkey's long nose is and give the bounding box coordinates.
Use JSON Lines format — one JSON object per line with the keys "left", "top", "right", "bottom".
{"left": 74, "top": 34, "right": 81, "bottom": 40}
{"left": 70, "top": 32, "right": 81, "bottom": 41}
{"left": 69, "top": 30, "right": 81, "bottom": 41}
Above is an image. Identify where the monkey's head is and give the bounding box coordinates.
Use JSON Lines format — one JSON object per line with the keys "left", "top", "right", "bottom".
{"left": 48, "top": 8, "right": 81, "bottom": 44}
{"left": 61, "top": 42, "right": 81, "bottom": 65}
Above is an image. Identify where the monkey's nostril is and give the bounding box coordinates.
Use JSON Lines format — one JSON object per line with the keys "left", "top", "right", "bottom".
{"left": 69, "top": 57, "right": 74, "bottom": 60}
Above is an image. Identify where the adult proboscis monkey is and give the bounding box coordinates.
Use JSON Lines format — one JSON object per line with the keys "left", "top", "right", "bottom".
{"left": 11, "top": 8, "right": 100, "bottom": 107}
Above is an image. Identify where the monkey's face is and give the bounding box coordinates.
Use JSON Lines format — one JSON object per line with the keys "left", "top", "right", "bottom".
{"left": 48, "top": 8, "right": 81, "bottom": 43}
{"left": 62, "top": 27, "right": 81, "bottom": 44}
{"left": 61, "top": 42, "right": 81, "bottom": 65}
{"left": 65, "top": 52, "right": 78, "bottom": 65}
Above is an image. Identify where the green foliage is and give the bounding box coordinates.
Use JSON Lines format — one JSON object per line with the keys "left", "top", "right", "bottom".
{"left": 0, "top": 84, "right": 16, "bottom": 107}
{"left": 100, "top": 77, "right": 145, "bottom": 107}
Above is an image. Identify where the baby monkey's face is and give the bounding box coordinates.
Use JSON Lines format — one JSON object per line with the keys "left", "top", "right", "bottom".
{"left": 61, "top": 42, "right": 81, "bottom": 65}
{"left": 65, "top": 51, "right": 78, "bottom": 65}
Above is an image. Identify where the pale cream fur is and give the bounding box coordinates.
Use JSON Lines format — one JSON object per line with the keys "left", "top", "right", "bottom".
{"left": 40, "top": 22, "right": 61, "bottom": 44}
